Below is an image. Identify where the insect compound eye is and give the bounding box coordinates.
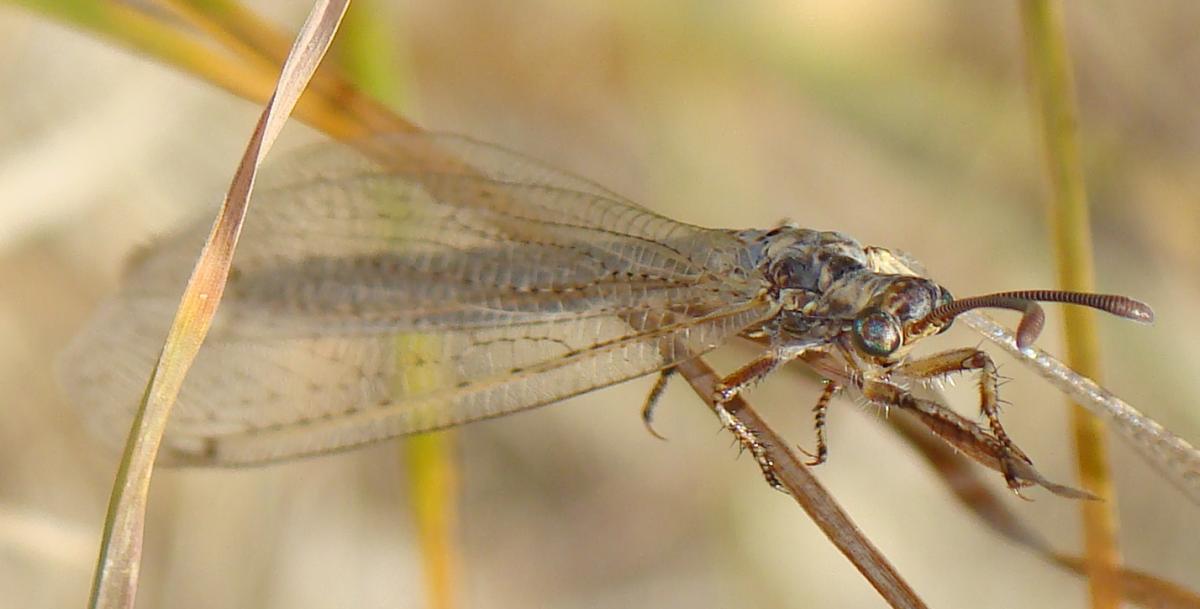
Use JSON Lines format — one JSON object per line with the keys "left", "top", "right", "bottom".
{"left": 852, "top": 308, "right": 903, "bottom": 357}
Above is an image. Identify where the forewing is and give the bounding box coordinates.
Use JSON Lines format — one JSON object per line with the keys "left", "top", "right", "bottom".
{"left": 60, "top": 135, "right": 773, "bottom": 465}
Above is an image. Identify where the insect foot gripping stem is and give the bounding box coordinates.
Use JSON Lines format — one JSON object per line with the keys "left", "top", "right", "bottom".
{"left": 714, "top": 402, "right": 785, "bottom": 492}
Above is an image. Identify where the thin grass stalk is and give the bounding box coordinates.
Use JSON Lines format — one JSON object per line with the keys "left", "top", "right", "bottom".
{"left": 83, "top": 2, "right": 351, "bottom": 606}
{"left": 338, "top": 4, "right": 460, "bottom": 608}
{"left": 403, "top": 430, "right": 459, "bottom": 609}
{"left": 673, "top": 358, "right": 928, "bottom": 609}
{"left": 163, "top": 0, "right": 417, "bottom": 135}
{"left": 1018, "top": 2, "right": 1121, "bottom": 608}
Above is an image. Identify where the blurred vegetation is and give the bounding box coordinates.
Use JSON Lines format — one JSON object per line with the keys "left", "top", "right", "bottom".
{"left": 338, "top": 5, "right": 460, "bottom": 607}
{"left": 1020, "top": 1, "right": 1119, "bottom": 606}
{"left": 0, "top": 1, "right": 1197, "bottom": 608}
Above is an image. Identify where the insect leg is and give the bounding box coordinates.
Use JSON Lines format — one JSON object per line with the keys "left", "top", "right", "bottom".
{"left": 640, "top": 367, "right": 676, "bottom": 441}
{"left": 799, "top": 380, "right": 840, "bottom": 466}
{"left": 892, "top": 349, "right": 1033, "bottom": 494}
{"left": 713, "top": 352, "right": 783, "bottom": 403}
{"left": 711, "top": 398, "right": 785, "bottom": 491}
{"left": 713, "top": 344, "right": 810, "bottom": 404}
{"left": 890, "top": 347, "right": 984, "bottom": 383}
{"left": 860, "top": 377, "right": 1038, "bottom": 498}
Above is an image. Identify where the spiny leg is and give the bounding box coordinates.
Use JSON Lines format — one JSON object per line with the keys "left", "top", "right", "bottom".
{"left": 713, "top": 344, "right": 811, "bottom": 403}
{"left": 891, "top": 348, "right": 1032, "bottom": 493}
{"left": 799, "top": 380, "right": 840, "bottom": 466}
{"left": 713, "top": 352, "right": 784, "bottom": 403}
{"left": 889, "top": 347, "right": 982, "bottom": 384}
{"left": 859, "top": 376, "right": 1037, "bottom": 499}
{"left": 715, "top": 347, "right": 836, "bottom": 465}
{"left": 640, "top": 367, "right": 676, "bottom": 441}
{"left": 712, "top": 400, "right": 785, "bottom": 491}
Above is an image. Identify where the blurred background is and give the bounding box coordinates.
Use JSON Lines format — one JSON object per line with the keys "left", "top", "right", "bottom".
{"left": 1, "top": 1, "right": 1198, "bottom": 607}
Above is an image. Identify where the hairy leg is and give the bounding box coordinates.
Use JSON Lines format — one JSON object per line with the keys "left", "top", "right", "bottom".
{"left": 800, "top": 380, "right": 840, "bottom": 466}
{"left": 890, "top": 348, "right": 1031, "bottom": 492}
{"left": 860, "top": 375, "right": 1037, "bottom": 498}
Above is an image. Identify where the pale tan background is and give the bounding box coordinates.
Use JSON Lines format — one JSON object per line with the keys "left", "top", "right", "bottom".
{"left": 1, "top": 1, "right": 1198, "bottom": 608}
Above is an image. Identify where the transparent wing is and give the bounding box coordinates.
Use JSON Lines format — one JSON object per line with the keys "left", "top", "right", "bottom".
{"left": 869, "top": 246, "right": 1200, "bottom": 507}
{"left": 60, "top": 134, "right": 774, "bottom": 465}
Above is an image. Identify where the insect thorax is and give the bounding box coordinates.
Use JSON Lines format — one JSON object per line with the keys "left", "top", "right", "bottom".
{"left": 734, "top": 226, "right": 950, "bottom": 356}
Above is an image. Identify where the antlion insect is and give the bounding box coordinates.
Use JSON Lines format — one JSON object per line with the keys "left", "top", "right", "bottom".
{"left": 61, "top": 133, "right": 1199, "bottom": 504}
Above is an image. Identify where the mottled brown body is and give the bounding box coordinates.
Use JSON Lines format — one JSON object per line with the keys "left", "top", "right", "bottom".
{"left": 636, "top": 226, "right": 1079, "bottom": 496}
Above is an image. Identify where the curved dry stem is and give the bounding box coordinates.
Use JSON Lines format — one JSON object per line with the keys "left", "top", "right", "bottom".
{"left": 674, "top": 357, "right": 928, "bottom": 609}
{"left": 85, "top": 3, "right": 350, "bottom": 608}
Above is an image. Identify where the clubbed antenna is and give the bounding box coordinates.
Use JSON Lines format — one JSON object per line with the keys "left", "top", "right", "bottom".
{"left": 911, "top": 290, "right": 1154, "bottom": 349}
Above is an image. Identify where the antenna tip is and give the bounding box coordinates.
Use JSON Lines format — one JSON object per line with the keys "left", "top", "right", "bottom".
{"left": 1123, "top": 300, "right": 1155, "bottom": 324}
{"left": 1089, "top": 293, "right": 1155, "bottom": 324}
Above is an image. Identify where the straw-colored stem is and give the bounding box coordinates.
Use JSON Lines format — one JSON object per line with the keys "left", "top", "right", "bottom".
{"left": 163, "top": 0, "right": 417, "bottom": 135}
{"left": 338, "top": 5, "right": 459, "bottom": 609}
{"left": 403, "top": 432, "right": 459, "bottom": 609}
{"left": 673, "top": 358, "right": 927, "bottom": 609}
{"left": 82, "top": 1, "right": 352, "bottom": 605}
{"left": 1018, "top": 2, "right": 1121, "bottom": 608}
{"left": 12, "top": 0, "right": 369, "bottom": 139}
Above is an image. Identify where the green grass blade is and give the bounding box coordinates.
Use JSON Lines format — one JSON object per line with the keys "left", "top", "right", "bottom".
{"left": 337, "top": 5, "right": 459, "bottom": 608}
{"left": 1019, "top": 2, "right": 1122, "bottom": 608}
